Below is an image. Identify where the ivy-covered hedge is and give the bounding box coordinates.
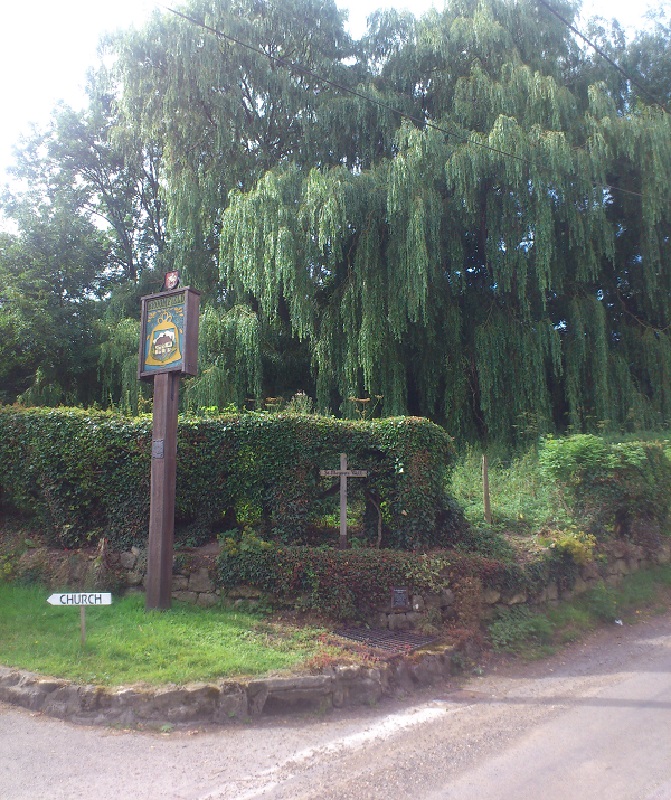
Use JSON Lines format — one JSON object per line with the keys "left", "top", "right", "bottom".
{"left": 0, "top": 407, "right": 462, "bottom": 550}
{"left": 539, "top": 435, "right": 671, "bottom": 537}
{"left": 217, "top": 533, "right": 578, "bottom": 621}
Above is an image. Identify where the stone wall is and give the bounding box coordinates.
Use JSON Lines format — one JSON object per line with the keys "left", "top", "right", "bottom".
{"left": 14, "top": 537, "right": 671, "bottom": 631}
{"left": 0, "top": 647, "right": 457, "bottom": 726}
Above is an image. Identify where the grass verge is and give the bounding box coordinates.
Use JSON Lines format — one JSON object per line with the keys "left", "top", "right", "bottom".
{"left": 0, "top": 583, "right": 325, "bottom": 686}
{"left": 487, "top": 565, "right": 671, "bottom": 658}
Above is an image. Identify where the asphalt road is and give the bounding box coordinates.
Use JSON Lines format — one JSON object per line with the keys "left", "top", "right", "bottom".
{"left": 2, "top": 612, "right": 670, "bottom": 800}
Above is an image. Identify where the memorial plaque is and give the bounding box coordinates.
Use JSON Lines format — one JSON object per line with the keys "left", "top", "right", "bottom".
{"left": 152, "top": 440, "right": 165, "bottom": 459}
{"left": 391, "top": 586, "right": 410, "bottom": 610}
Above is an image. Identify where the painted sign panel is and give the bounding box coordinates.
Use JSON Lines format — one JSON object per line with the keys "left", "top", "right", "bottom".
{"left": 139, "top": 286, "right": 200, "bottom": 379}
{"left": 143, "top": 292, "right": 186, "bottom": 373}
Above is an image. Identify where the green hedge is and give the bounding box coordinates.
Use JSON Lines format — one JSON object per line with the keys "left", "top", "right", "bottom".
{"left": 539, "top": 435, "right": 671, "bottom": 536}
{"left": 0, "top": 407, "right": 462, "bottom": 550}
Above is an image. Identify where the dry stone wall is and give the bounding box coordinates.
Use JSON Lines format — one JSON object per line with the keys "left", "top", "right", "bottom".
{"left": 14, "top": 538, "right": 671, "bottom": 630}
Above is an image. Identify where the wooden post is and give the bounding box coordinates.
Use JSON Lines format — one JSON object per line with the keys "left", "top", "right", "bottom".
{"left": 139, "top": 283, "right": 200, "bottom": 612}
{"left": 145, "top": 371, "right": 180, "bottom": 610}
{"left": 482, "top": 453, "right": 492, "bottom": 526}
{"left": 339, "top": 453, "right": 348, "bottom": 549}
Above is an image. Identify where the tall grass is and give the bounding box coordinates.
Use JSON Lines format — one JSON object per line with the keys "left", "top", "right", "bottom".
{"left": 450, "top": 445, "right": 570, "bottom": 531}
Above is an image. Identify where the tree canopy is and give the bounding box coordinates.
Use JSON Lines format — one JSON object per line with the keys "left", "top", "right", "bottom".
{"left": 2, "top": 0, "right": 671, "bottom": 446}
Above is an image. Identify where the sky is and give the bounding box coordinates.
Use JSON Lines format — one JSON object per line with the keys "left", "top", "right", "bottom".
{"left": 0, "top": 0, "right": 660, "bottom": 184}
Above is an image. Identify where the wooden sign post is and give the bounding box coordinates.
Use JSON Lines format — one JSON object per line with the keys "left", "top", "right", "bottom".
{"left": 47, "top": 592, "right": 113, "bottom": 647}
{"left": 139, "top": 280, "right": 200, "bottom": 610}
{"left": 320, "top": 453, "right": 368, "bottom": 549}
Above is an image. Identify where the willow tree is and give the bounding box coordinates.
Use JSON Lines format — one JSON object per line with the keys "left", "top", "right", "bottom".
{"left": 218, "top": 0, "right": 671, "bottom": 444}
{"left": 109, "top": 0, "right": 378, "bottom": 295}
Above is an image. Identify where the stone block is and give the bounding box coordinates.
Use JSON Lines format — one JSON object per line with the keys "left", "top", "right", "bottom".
{"left": 531, "top": 588, "right": 548, "bottom": 604}
{"left": 546, "top": 582, "right": 559, "bottom": 601}
{"left": 188, "top": 568, "right": 215, "bottom": 594}
{"left": 611, "top": 541, "right": 628, "bottom": 559}
{"left": 197, "top": 592, "right": 219, "bottom": 607}
{"left": 482, "top": 588, "right": 501, "bottom": 605}
{"left": 412, "top": 595, "right": 425, "bottom": 612}
{"left": 388, "top": 613, "right": 409, "bottom": 631}
{"left": 424, "top": 593, "right": 443, "bottom": 610}
{"left": 657, "top": 543, "right": 671, "bottom": 564}
{"left": 441, "top": 589, "right": 455, "bottom": 606}
{"left": 119, "top": 552, "right": 136, "bottom": 570}
{"left": 125, "top": 685, "right": 219, "bottom": 723}
{"left": 581, "top": 562, "right": 601, "bottom": 581}
{"left": 333, "top": 677, "right": 381, "bottom": 708}
{"left": 172, "top": 575, "right": 189, "bottom": 592}
{"left": 125, "top": 571, "right": 143, "bottom": 586}
{"left": 43, "top": 685, "right": 85, "bottom": 718}
{"left": 247, "top": 675, "right": 333, "bottom": 715}
{"left": 172, "top": 591, "right": 198, "bottom": 604}
{"left": 214, "top": 685, "right": 247, "bottom": 722}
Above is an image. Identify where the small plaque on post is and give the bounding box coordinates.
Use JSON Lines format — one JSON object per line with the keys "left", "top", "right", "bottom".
{"left": 152, "top": 440, "right": 165, "bottom": 459}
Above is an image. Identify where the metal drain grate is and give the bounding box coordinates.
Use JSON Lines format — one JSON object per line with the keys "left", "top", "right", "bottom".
{"left": 334, "top": 627, "right": 436, "bottom": 654}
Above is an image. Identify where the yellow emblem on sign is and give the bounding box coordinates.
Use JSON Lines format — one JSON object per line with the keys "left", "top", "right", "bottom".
{"left": 145, "top": 310, "right": 182, "bottom": 367}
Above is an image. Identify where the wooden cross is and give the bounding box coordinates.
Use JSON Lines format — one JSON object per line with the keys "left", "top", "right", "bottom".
{"left": 320, "top": 453, "right": 368, "bottom": 549}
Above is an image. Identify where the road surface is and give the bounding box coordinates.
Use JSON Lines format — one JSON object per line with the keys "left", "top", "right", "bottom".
{"left": 1, "top": 613, "right": 670, "bottom": 800}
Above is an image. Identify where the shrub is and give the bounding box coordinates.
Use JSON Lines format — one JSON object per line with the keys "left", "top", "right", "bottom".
{"left": 0, "top": 407, "right": 462, "bottom": 550}
{"left": 545, "top": 526, "right": 597, "bottom": 566}
{"left": 539, "top": 435, "right": 671, "bottom": 537}
{"left": 488, "top": 606, "right": 554, "bottom": 653}
{"left": 216, "top": 533, "right": 583, "bottom": 622}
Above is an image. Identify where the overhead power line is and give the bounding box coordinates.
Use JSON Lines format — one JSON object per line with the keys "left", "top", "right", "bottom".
{"left": 537, "top": 0, "right": 669, "bottom": 114}
{"left": 162, "top": 5, "right": 529, "bottom": 163}
{"left": 158, "top": 3, "right": 646, "bottom": 200}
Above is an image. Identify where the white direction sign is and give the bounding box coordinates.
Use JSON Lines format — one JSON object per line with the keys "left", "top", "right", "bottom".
{"left": 47, "top": 592, "right": 113, "bottom": 606}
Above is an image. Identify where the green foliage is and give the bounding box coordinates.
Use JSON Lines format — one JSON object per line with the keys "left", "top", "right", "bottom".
{"left": 3, "top": 0, "right": 671, "bottom": 441}
{"left": 580, "top": 581, "right": 618, "bottom": 622}
{"left": 450, "top": 446, "right": 570, "bottom": 530}
{"left": 0, "top": 196, "right": 110, "bottom": 406}
{"left": 488, "top": 606, "right": 555, "bottom": 654}
{"left": 539, "top": 435, "right": 671, "bottom": 535}
{"left": 0, "top": 407, "right": 461, "bottom": 551}
{"left": 218, "top": 537, "right": 455, "bottom": 621}
{"left": 489, "top": 564, "right": 671, "bottom": 655}
{"left": 548, "top": 527, "right": 597, "bottom": 566}
{"left": 216, "top": 531, "right": 584, "bottom": 621}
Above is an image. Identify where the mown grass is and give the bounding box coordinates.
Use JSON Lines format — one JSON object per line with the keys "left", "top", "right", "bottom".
{"left": 0, "top": 583, "right": 324, "bottom": 686}
{"left": 487, "top": 565, "right": 671, "bottom": 658}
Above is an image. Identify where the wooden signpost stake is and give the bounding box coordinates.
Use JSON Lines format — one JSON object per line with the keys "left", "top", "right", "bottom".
{"left": 320, "top": 453, "right": 368, "bottom": 549}
{"left": 139, "top": 278, "right": 200, "bottom": 610}
{"left": 47, "top": 592, "right": 113, "bottom": 647}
